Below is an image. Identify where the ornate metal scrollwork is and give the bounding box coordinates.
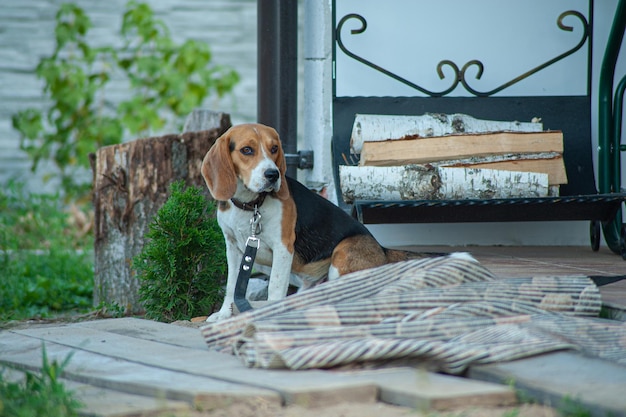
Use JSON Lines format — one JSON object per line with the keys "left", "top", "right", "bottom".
{"left": 335, "top": 11, "right": 589, "bottom": 97}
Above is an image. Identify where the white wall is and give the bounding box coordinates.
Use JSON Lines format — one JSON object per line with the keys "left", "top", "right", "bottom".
{"left": 335, "top": 0, "right": 589, "bottom": 97}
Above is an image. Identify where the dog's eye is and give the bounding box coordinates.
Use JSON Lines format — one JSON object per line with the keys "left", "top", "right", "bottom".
{"left": 240, "top": 146, "right": 254, "bottom": 156}
{"left": 270, "top": 145, "right": 279, "bottom": 154}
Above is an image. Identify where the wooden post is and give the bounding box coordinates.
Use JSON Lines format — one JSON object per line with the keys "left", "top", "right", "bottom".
{"left": 91, "top": 111, "right": 230, "bottom": 314}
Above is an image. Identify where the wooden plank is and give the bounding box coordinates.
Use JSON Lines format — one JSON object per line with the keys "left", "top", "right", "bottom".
{"left": 72, "top": 317, "right": 208, "bottom": 350}
{"left": 469, "top": 351, "right": 626, "bottom": 417}
{"left": 5, "top": 324, "right": 378, "bottom": 407}
{"left": 437, "top": 246, "right": 626, "bottom": 279}
{"left": 0, "top": 367, "right": 191, "bottom": 417}
{"left": 3, "top": 320, "right": 519, "bottom": 410}
{"left": 339, "top": 165, "right": 549, "bottom": 202}
{"left": 65, "top": 380, "right": 191, "bottom": 417}
{"left": 340, "top": 368, "right": 516, "bottom": 411}
{"left": 87, "top": 320, "right": 516, "bottom": 410}
{"left": 0, "top": 332, "right": 281, "bottom": 410}
{"left": 359, "top": 131, "right": 563, "bottom": 166}
{"left": 350, "top": 113, "right": 543, "bottom": 153}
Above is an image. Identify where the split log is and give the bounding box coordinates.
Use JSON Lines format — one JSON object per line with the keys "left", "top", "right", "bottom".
{"left": 339, "top": 165, "right": 549, "bottom": 203}
{"left": 359, "top": 131, "right": 563, "bottom": 166}
{"left": 92, "top": 110, "right": 230, "bottom": 314}
{"left": 438, "top": 152, "right": 567, "bottom": 185}
{"left": 350, "top": 113, "right": 543, "bottom": 153}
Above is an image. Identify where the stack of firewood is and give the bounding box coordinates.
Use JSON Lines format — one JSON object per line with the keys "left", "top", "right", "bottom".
{"left": 340, "top": 113, "right": 567, "bottom": 202}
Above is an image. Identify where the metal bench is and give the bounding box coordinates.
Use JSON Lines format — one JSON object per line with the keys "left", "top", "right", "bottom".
{"left": 331, "top": 0, "right": 626, "bottom": 257}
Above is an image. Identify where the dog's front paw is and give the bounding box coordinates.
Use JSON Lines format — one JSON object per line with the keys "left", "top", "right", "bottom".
{"left": 205, "top": 308, "right": 233, "bottom": 322}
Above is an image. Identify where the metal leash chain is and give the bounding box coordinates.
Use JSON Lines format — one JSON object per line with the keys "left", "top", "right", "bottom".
{"left": 233, "top": 206, "right": 262, "bottom": 313}
{"left": 250, "top": 207, "right": 262, "bottom": 237}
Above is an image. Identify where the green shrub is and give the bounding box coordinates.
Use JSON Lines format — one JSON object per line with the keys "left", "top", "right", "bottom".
{"left": 12, "top": 1, "right": 239, "bottom": 199}
{"left": 134, "top": 181, "right": 226, "bottom": 322}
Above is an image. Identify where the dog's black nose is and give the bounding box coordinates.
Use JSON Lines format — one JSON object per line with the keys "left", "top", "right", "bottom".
{"left": 264, "top": 169, "right": 279, "bottom": 183}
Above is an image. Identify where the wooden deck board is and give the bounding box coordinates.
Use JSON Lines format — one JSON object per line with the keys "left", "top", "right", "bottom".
{"left": 0, "top": 318, "right": 517, "bottom": 415}
{"left": 337, "top": 367, "right": 516, "bottom": 410}
{"left": 404, "top": 245, "right": 626, "bottom": 313}
{"left": 469, "top": 351, "right": 626, "bottom": 417}
{"left": 2, "top": 326, "right": 377, "bottom": 408}
{"left": 73, "top": 317, "right": 208, "bottom": 350}
{"left": 1, "top": 368, "right": 191, "bottom": 417}
{"left": 0, "top": 332, "right": 281, "bottom": 409}
{"left": 470, "top": 246, "right": 622, "bottom": 277}
{"left": 469, "top": 246, "right": 626, "bottom": 316}
{"left": 2, "top": 246, "right": 625, "bottom": 416}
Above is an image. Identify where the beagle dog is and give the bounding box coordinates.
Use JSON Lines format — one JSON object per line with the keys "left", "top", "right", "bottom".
{"left": 201, "top": 123, "right": 420, "bottom": 321}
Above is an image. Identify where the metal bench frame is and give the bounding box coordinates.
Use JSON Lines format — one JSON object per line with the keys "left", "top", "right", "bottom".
{"left": 331, "top": 0, "right": 626, "bottom": 256}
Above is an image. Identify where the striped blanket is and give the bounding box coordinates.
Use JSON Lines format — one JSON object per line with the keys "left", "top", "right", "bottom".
{"left": 201, "top": 253, "right": 626, "bottom": 373}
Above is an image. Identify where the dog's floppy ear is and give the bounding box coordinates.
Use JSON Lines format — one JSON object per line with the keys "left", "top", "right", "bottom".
{"left": 201, "top": 132, "right": 237, "bottom": 201}
{"left": 274, "top": 134, "right": 290, "bottom": 201}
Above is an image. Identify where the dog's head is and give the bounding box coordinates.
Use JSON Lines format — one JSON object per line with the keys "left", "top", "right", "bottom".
{"left": 201, "top": 123, "right": 289, "bottom": 201}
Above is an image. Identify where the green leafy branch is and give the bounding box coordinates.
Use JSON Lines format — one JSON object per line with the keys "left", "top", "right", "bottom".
{"left": 12, "top": 1, "right": 239, "bottom": 198}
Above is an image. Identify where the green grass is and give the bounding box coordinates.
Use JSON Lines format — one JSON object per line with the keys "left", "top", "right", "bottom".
{"left": 0, "top": 345, "right": 83, "bottom": 417}
{"left": 557, "top": 396, "right": 593, "bottom": 417}
{"left": 0, "top": 180, "right": 94, "bottom": 322}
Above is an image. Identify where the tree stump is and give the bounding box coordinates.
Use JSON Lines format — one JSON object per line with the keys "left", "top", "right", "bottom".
{"left": 92, "top": 111, "right": 230, "bottom": 314}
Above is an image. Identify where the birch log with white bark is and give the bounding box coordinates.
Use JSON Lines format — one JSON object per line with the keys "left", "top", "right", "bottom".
{"left": 438, "top": 167, "right": 549, "bottom": 200}
{"left": 339, "top": 165, "right": 442, "bottom": 202}
{"left": 339, "top": 165, "right": 549, "bottom": 203}
{"left": 350, "top": 113, "right": 543, "bottom": 153}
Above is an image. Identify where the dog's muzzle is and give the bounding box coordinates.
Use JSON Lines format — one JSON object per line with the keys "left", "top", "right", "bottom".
{"left": 263, "top": 168, "right": 280, "bottom": 192}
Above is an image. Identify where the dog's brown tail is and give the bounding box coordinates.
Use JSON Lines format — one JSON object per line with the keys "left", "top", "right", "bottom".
{"left": 384, "top": 248, "right": 447, "bottom": 263}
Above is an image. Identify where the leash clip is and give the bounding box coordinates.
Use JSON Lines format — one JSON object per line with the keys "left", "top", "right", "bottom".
{"left": 245, "top": 235, "right": 260, "bottom": 250}
{"left": 250, "top": 206, "right": 262, "bottom": 237}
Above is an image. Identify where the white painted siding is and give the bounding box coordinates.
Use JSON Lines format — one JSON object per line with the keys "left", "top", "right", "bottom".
{"left": 0, "top": 0, "right": 260, "bottom": 190}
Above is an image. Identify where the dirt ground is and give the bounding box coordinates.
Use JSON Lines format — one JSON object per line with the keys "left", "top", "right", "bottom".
{"left": 186, "top": 401, "right": 556, "bottom": 417}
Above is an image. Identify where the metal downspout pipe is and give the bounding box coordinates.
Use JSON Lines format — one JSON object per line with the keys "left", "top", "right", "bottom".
{"left": 303, "top": 0, "right": 336, "bottom": 201}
